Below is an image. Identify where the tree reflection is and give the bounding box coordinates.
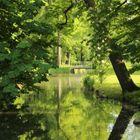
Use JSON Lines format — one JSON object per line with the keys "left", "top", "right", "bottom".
{"left": 56, "top": 78, "right": 61, "bottom": 129}
{"left": 0, "top": 75, "right": 128, "bottom": 140}
{"left": 108, "top": 104, "right": 136, "bottom": 140}
{"left": 0, "top": 112, "right": 50, "bottom": 140}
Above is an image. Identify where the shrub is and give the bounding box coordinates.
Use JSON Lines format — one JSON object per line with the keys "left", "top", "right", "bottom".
{"left": 83, "top": 75, "right": 95, "bottom": 91}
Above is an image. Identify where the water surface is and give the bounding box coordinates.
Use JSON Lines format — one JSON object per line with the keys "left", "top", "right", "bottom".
{"left": 0, "top": 74, "right": 139, "bottom": 140}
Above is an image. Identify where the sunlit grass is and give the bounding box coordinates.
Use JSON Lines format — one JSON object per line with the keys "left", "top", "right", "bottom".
{"left": 104, "top": 75, "right": 140, "bottom": 84}
{"left": 96, "top": 74, "right": 140, "bottom": 100}
{"left": 104, "top": 75, "right": 119, "bottom": 84}
{"left": 131, "top": 75, "right": 140, "bottom": 85}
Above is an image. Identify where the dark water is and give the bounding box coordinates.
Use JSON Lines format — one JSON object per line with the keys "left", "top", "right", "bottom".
{"left": 0, "top": 74, "right": 140, "bottom": 140}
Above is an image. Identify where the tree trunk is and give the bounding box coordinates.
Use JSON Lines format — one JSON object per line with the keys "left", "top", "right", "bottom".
{"left": 83, "top": 0, "right": 139, "bottom": 92}
{"left": 109, "top": 52, "right": 139, "bottom": 92}
{"left": 57, "top": 32, "right": 62, "bottom": 67}
{"left": 66, "top": 52, "right": 71, "bottom": 65}
{"left": 80, "top": 47, "right": 84, "bottom": 62}
{"left": 68, "top": 52, "right": 71, "bottom": 65}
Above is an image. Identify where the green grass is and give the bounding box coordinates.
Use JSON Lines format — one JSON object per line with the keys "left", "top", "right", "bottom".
{"left": 105, "top": 61, "right": 140, "bottom": 75}
{"left": 95, "top": 74, "right": 140, "bottom": 106}
{"left": 96, "top": 80, "right": 122, "bottom": 101}
{"left": 49, "top": 62, "right": 140, "bottom": 105}
{"left": 49, "top": 67, "right": 71, "bottom": 74}
{"left": 104, "top": 74, "right": 140, "bottom": 84}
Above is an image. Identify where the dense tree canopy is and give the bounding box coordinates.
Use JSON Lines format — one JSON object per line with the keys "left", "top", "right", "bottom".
{"left": 87, "top": 0, "right": 140, "bottom": 71}
{"left": 0, "top": 0, "right": 54, "bottom": 108}
{"left": 0, "top": 0, "right": 139, "bottom": 109}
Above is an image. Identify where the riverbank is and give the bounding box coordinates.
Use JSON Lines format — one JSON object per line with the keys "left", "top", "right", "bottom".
{"left": 93, "top": 75, "right": 140, "bottom": 108}
{"left": 49, "top": 71, "right": 140, "bottom": 107}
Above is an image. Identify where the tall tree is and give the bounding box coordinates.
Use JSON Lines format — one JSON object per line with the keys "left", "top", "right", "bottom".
{"left": 83, "top": 0, "right": 140, "bottom": 92}
{"left": 0, "top": 0, "right": 54, "bottom": 109}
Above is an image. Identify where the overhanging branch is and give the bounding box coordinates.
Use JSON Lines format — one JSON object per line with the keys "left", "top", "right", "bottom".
{"left": 59, "top": 1, "right": 74, "bottom": 28}
{"left": 108, "top": 0, "right": 128, "bottom": 19}
{"left": 115, "top": 0, "right": 127, "bottom": 11}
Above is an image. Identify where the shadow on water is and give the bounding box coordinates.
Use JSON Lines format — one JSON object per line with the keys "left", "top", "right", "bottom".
{"left": 0, "top": 74, "right": 140, "bottom": 140}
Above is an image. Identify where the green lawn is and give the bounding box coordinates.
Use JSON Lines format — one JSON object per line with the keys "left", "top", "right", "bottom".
{"left": 97, "top": 74, "right": 140, "bottom": 106}
{"left": 104, "top": 74, "right": 140, "bottom": 85}
{"left": 49, "top": 62, "right": 140, "bottom": 104}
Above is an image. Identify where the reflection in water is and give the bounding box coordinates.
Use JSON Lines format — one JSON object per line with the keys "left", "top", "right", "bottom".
{"left": 108, "top": 104, "right": 135, "bottom": 140}
{"left": 123, "top": 111, "right": 140, "bottom": 140}
{"left": 56, "top": 78, "right": 61, "bottom": 130}
{"left": 0, "top": 75, "right": 139, "bottom": 140}
{"left": 0, "top": 112, "right": 50, "bottom": 140}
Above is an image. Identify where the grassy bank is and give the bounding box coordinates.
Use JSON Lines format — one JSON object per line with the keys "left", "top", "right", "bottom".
{"left": 49, "top": 67, "right": 71, "bottom": 74}
{"left": 49, "top": 63, "right": 140, "bottom": 107}
{"left": 93, "top": 74, "right": 140, "bottom": 107}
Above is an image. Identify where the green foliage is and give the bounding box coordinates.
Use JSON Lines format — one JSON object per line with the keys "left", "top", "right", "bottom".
{"left": 124, "top": 91, "right": 140, "bottom": 106}
{"left": 13, "top": 94, "right": 26, "bottom": 109}
{"left": 0, "top": 0, "right": 54, "bottom": 109}
{"left": 87, "top": 0, "right": 140, "bottom": 73}
{"left": 95, "top": 59, "right": 109, "bottom": 84}
{"left": 83, "top": 75, "right": 95, "bottom": 91}
{"left": 1, "top": 0, "right": 139, "bottom": 110}
{"left": 129, "top": 63, "right": 140, "bottom": 74}
{"left": 61, "top": 10, "right": 92, "bottom": 63}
